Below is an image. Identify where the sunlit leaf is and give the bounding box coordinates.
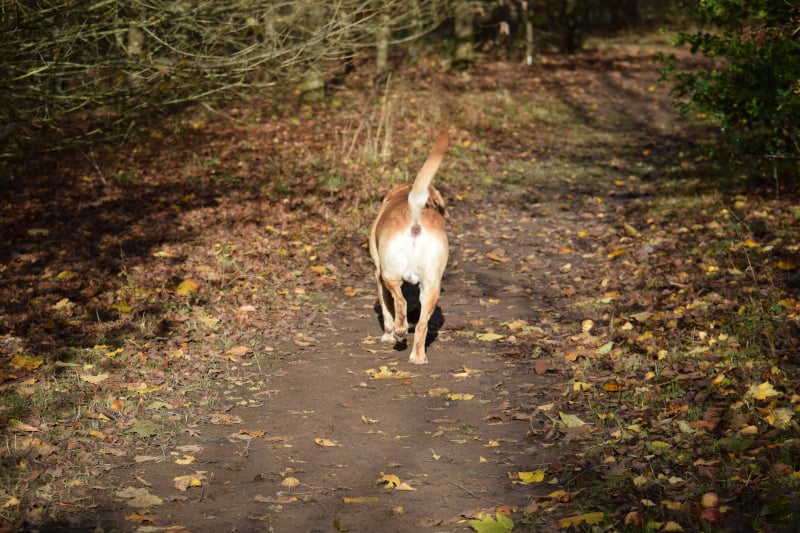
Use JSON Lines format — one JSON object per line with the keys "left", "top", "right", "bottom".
{"left": 175, "top": 278, "right": 200, "bottom": 295}
{"left": 446, "top": 393, "right": 475, "bottom": 401}
{"left": 746, "top": 382, "right": 781, "bottom": 400}
{"left": 469, "top": 512, "right": 514, "bottom": 533}
{"left": 281, "top": 476, "right": 300, "bottom": 488}
{"left": 476, "top": 332, "right": 505, "bottom": 342}
{"left": 175, "top": 454, "right": 195, "bottom": 465}
{"left": 173, "top": 472, "right": 206, "bottom": 491}
{"left": 517, "top": 470, "right": 546, "bottom": 484}
{"left": 765, "top": 407, "right": 793, "bottom": 428}
{"left": 558, "top": 412, "right": 587, "bottom": 428}
{"left": 315, "top": 437, "right": 339, "bottom": 447}
{"left": 342, "top": 497, "right": 380, "bottom": 504}
{"left": 10, "top": 354, "right": 44, "bottom": 371}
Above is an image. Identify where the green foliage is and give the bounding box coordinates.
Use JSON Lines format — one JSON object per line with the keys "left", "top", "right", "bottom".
{"left": 662, "top": 0, "right": 800, "bottom": 179}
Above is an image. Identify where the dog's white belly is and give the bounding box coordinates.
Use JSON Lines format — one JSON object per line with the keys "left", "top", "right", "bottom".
{"left": 381, "top": 230, "right": 447, "bottom": 285}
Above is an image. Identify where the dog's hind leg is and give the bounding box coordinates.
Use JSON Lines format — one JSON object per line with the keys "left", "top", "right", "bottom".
{"left": 408, "top": 283, "right": 439, "bottom": 365}
{"left": 378, "top": 276, "right": 408, "bottom": 343}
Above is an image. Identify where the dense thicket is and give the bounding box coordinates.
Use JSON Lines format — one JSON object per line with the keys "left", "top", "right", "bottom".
{"left": 0, "top": 0, "right": 445, "bottom": 156}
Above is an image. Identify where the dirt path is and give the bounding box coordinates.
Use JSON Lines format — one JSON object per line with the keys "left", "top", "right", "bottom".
{"left": 90, "top": 186, "right": 577, "bottom": 532}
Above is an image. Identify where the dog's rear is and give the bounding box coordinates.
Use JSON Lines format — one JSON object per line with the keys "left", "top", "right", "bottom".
{"left": 369, "top": 133, "right": 450, "bottom": 364}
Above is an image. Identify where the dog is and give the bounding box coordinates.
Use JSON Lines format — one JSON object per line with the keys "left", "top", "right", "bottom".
{"left": 369, "top": 133, "right": 450, "bottom": 364}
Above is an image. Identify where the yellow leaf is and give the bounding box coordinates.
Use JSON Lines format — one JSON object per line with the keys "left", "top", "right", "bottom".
{"left": 376, "top": 473, "right": 401, "bottom": 489}
{"left": 175, "top": 278, "right": 200, "bottom": 295}
{"left": 607, "top": 248, "right": 626, "bottom": 259}
{"left": 446, "top": 393, "right": 474, "bottom": 401}
{"left": 10, "top": 354, "right": 44, "bottom": 371}
{"left": 310, "top": 265, "right": 328, "bottom": 274}
{"left": 517, "top": 470, "right": 546, "bottom": 484}
{"left": 484, "top": 440, "right": 501, "bottom": 448}
{"left": 573, "top": 381, "right": 592, "bottom": 392}
{"left": 777, "top": 260, "right": 797, "bottom": 271}
{"left": 56, "top": 270, "right": 78, "bottom": 280}
{"left": 173, "top": 473, "right": 206, "bottom": 491}
{"left": 315, "top": 438, "right": 339, "bottom": 447}
{"left": 746, "top": 382, "right": 781, "bottom": 400}
{"left": 281, "top": 476, "right": 300, "bottom": 488}
{"left": 742, "top": 239, "right": 760, "bottom": 248}
{"left": 663, "top": 521, "right": 685, "bottom": 532}
{"left": 603, "top": 382, "right": 628, "bottom": 392}
{"left": 130, "top": 382, "right": 162, "bottom": 394}
{"left": 2, "top": 496, "right": 20, "bottom": 508}
{"left": 87, "top": 429, "right": 106, "bottom": 439}
{"left": 342, "top": 497, "right": 380, "bottom": 504}
{"left": 558, "top": 511, "right": 605, "bottom": 528}
{"left": 476, "top": 332, "right": 505, "bottom": 342}
{"left": 109, "top": 302, "right": 132, "bottom": 313}
{"left": 175, "top": 455, "right": 195, "bottom": 465}
{"left": 766, "top": 407, "right": 793, "bottom": 428}
{"left": 479, "top": 456, "right": 488, "bottom": 463}
{"left": 427, "top": 387, "right": 450, "bottom": 397}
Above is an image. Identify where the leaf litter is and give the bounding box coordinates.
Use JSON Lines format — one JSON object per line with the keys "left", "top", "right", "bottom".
{"left": 1, "top": 39, "right": 799, "bottom": 533}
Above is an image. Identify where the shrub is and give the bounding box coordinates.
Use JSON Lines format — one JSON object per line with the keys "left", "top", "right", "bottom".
{"left": 662, "top": 1, "right": 800, "bottom": 181}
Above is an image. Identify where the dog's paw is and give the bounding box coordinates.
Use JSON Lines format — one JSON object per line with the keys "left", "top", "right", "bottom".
{"left": 380, "top": 332, "right": 395, "bottom": 343}
{"left": 408, "top": 352, "right": 428, "bottom": 365}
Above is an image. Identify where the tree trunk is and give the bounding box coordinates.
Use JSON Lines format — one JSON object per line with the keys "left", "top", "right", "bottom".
{"left": 376, "top": 12, "right": 390, "bottom": 80}
{"left": 452, "top": 0, "right": 474, "bottom": 70}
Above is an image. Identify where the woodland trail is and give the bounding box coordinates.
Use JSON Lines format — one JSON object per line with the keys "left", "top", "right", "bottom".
{"left": 91, "top": 180, "right": 583, "bottom": 532}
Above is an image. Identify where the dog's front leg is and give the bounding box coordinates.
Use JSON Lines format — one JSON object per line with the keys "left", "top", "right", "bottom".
{"left": 409, "top": 283, "right": 439, "bottom": 365}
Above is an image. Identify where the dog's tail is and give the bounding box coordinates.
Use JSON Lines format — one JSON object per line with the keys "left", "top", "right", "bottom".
{"left": 408, "top": 132, "right": 450, "bottom": 223}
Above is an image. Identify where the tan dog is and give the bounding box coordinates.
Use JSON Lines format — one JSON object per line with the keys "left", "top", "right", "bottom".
{"left": 369, "top": 133, "right": 450, "bottom": 364}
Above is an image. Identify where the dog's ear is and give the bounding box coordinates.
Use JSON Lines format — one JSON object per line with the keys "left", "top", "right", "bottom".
{"left": 427, "top": 187, "right": 446, "bottom": 216}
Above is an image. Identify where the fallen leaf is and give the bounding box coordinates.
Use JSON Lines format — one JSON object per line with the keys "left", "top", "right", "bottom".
{"left": 124, "top": 512, "right": 160, "bottom": 524}
{"left": 175, "top": 278, "right": 200, "bottom": 295}
{"left": 469, "top": 512, "right": 514, "bottom": 533}
{"left": 281, "top": 476, "right": 300, "bottom": 488}
{"left": 9, "top": 355, "right": 44, "bottom": 372}
{"left": 342, "top": 497, "right": 380, "bottom": 504}
{"left": 516, "top": 470, "right": 546, "bottom": 484}
{"left": 476, "top": 332, "right": 505, "bottom": 342}
{"left": 557, "top": 511, "right": 605, "bottom": 528}
{"left": 315, "top": 438, "right": 339, "bottom": 447}
{"left": 746, "top": 382, "right": 780, "bottom": 400}
{"left": 173, "top": 472, "right": 206, "bottom": 491}
{"left": 558, "top": 412, "right": 587, "bottom": 428}
{"left": 447, "top": 393, "right": 475, "bottom": 401}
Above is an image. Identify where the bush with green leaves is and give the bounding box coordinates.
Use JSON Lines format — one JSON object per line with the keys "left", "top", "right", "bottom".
{"left": 663, "top": 1, "right": 799, "bottom": 180}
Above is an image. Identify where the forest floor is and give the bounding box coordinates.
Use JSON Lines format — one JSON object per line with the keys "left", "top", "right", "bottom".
{"left": 2, "top": 36, "right": 800, "bottom": 533}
